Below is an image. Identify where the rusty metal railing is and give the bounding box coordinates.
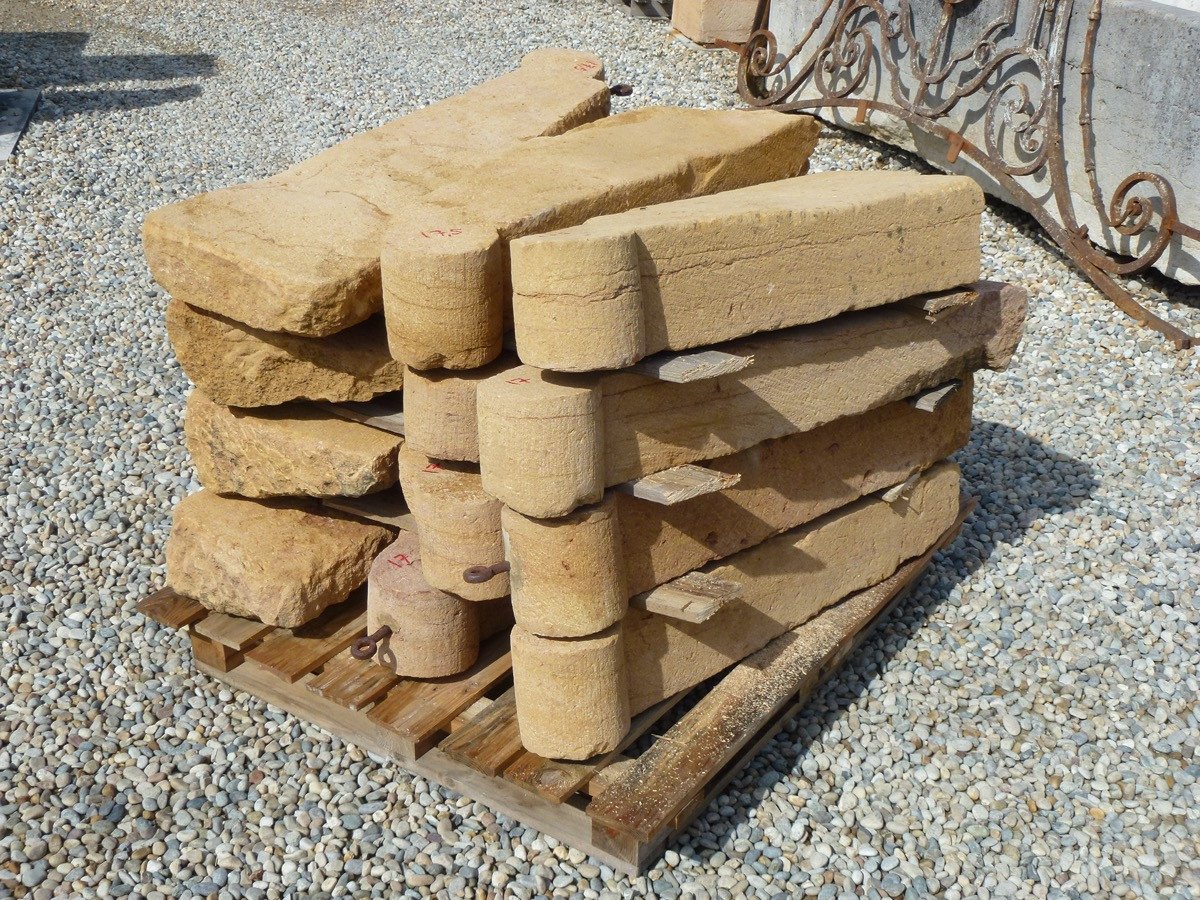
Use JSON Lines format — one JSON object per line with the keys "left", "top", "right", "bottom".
{"left": 737, "top": 0, "right": 1198, "bottom": 349}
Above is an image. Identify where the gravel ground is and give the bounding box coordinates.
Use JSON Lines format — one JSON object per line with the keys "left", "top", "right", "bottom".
{"left": 2, "top": 0, "right": 1198, "bottom": 897}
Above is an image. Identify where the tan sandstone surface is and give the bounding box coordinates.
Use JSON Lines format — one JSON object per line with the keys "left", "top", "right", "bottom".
{"left": 167, "top": 301, "right": 404, "bottom": 408}
{"left": 185, "top": 391, "right": 403, "bottom": 498}
{"left": 165, "top": 492, "right": 392, "bottom": 627}
{"left": 509, "top": 171, "right": 983, "bottom": 371}
{"left": 144, "top": 49, "right": 610, "bottom": 336}
{"left": 382, "top": 107, "right": 821, "bottom": 370}
{"left": 478, "top": 281, "right": 1024, "bottom": 517}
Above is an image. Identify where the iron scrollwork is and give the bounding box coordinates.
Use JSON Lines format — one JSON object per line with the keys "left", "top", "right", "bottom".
{"left": 738, "top": 0, "right": 1198, "bottom": 349}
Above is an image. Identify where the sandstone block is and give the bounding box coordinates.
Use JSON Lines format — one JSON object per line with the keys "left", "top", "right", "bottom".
{"left": 367, "top": 533, "right": 479, "bottom": 678}
{"left": 510, "top": 171, "right": 983, "bottom": 371}
{"left": 511, "top": 622, "right": 630, "bottom": 760}
{"left": 402, "top": 353, "right": 517, "bottom": 462}
{"left": 672, "top": 0, "right": 759, "bottom": 44}
{"left": 165, "top": 492, "right": 392, "bottom": 627}
{"left": 623, "top": 461, "right": 962, "bottom": 713}
{"left": 479, "top": 281, "right": 1024, "bottom": 517}
{"left": 397, "top": 445, "right": 507, "bottom": 602}
{"left": 167, "top": 301, "right": 404, "bottom": 407}
{"left": 185, "top": 390, "right": 403, "bottom": 498}
{"left": 144, "top": 50, "right": 609, "bottom": 336}
{"left": 501, "top": 382, "right": 972, "bottom": 613}
{"left": 383, "top": 107, "right": 820, "bottom": 369}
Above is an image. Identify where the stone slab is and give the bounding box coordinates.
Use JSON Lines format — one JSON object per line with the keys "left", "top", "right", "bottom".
{"left": 671, "top": 0, "right": 760, "bottom": 44}
{"left": 143, "top": 49, "right": 610, "bottom": 335}
{"left": 185, "top": 390, "right": 403, "bottom": 498}
{"left": 166, "top": 492, "right": 393, "bottom": 627}
{"left": 167, "top": 301, "right": 404, "bottom": 408}
{"left": 509, "top": 170, "right": 982, "bottom": 371}
{"left": 622, "top": 460, "right": 962, "bottom": 714}
{"left": 479, "top": 281, "right": 1025, "bottom": 517}
{"left": 382, "top": 107, "right": 821, "bottom": 370}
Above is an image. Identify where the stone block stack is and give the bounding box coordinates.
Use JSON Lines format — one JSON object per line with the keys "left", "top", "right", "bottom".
{"left": 149, "top": 50, "right": 1027, "bottom": 763}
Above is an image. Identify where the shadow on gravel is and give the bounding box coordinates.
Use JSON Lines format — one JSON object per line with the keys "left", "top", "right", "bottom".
{"left": 0, "top": 31, "right": 215, "bottom": 118}
{"left": 679, "top": 420, "right": 1099, "bottom": 863}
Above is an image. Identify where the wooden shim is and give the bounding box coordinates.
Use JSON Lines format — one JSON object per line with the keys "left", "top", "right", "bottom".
{"left": 881, "top": 472, "right": 921, "bottom": 504}
{"left": 322, "top": 490, "right": 417, "bottom": 531}
{"left": 245, "top": 599, "right": 368, "bottom": 683}
{"left": 909, "top": 379, "right": 962, "bottom": 413}
{"left": 323, "top": 394, "right": 405, "bottom": 435}
{"left": 630, "top": 349, "right": 753, "bottom": 384}
{"left": 193, "top": 612, "right": 275, "bottom": 651}
{"left": 630, "top": 571, "right": 742, "bottom": 623}
{"left": 615, "top": 464, "right": 740, "bottom": 506}
{"left": 308, "top": 653, "right": 400, "bottom": 710}
{"left": 503, "top": 691, "right": 684, "bottom": 803}
{"left": 367, "top": 636, "right": 513, "bottom": 757}
{"left": 139, "top": 588, "right": 207, "bottom": 629}
{"left": 440, "top": 689, "right": 526, "bottom": 776}
{"left": 587, "top": 498, "right": 973, "bottom": 841}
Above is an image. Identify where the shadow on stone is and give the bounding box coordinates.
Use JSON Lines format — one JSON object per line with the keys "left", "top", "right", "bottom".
{"left": 672, "top": 419, "right": 1098, "bottom": 862}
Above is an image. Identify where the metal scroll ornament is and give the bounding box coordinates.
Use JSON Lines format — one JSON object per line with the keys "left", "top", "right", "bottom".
{"left": 737, "top": 0, "right": 1198, "bottom": 349}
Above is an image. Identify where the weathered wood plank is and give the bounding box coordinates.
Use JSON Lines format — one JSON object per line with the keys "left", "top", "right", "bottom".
{"left": 630, "top": 349, "right": 754, "bottom": 383}
{"left": 615, "top": 464, "right": 739, "bottom": 506}
{"left": 193, "top": 612, "right": 275, "bottom": 651}
{"left": 909, "top": 379, "right": 962, "bottom": 412}
{"left": 322, "top": 393, "right": 405, "bottom": 435}
{"left": 587, "top": 499, "right": 972, "bottom": 841}
{"left": 322, "top": 489, "right": 416, "bottom": 531}
{"left": 307, "top": 653, "right": 400, "bottom": 710}
{"left": 630, "top": 571, "right": 742, "bottom": 623}
{"left": 440, "top": 689, "right": 526, "bottom": 776}
{"left": 139, "top": 587, "right": 207, "bottom": 629}
{"left": 367, "top": 636, "right": 512, "bottom": 757}
{"left": 245, "top": 597, "right": 368, "bottom": 683}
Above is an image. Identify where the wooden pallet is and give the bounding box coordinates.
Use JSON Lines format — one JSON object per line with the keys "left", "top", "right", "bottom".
{"left": 138, "top": 499, "right": 971, "bottom": 874}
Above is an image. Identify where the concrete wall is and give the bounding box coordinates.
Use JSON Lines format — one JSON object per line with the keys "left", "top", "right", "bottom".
{"left": 766, "top": 0, "right": 1200, "bottom": 285}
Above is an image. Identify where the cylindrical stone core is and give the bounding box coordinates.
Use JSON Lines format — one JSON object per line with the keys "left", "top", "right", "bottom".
{"left": 477, "top": 366, "right": 605, "bottom": 518}
{"left": 367, "top": 534, "right": 479, "bottom": 677}
{"left": 398, "top": 445, "right": 506, "bottom": 601}
{"left": 502, "top": 497, "right": 628, "bottom": 637}
{"left": 402, "top": 353, "right": 518, "bottom": 463}
{"left": 382, "top": 221, "right": 504, "bottom": 370}
{"left": 510, "top": 622, "right": 630, "bottom": 760}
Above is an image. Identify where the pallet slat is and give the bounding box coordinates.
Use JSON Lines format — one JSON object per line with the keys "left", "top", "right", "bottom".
{"left": 322, "top": 394, "right": 405, "bottom": 435}
{"left": 245, "top": 598, "right": 368, "bottom": 683}
{"left": 586, "top": 499, "right": 973, "bottom": 842}
{"left": 630, "top": 349, "right": 754, "bottom": 383}
{"left": 440, "top": 689, "right": 526, "bottom": 776}
{"left": 307, "top": 654, "right": 401, "bottom": 710}
{"left": 367, "top": 636, "right": 512, "bottom": 757}
{"left": 193, "top": 612, "right": 275, "bottom": 651}
{"left": 322, "top": 490, "right": 417, "bottom": 531}
{"left": 138, "top": 587, "right": 207, "bottom": 629}
{"left": 630, "top": 571, "right": 742, "bottom": 623}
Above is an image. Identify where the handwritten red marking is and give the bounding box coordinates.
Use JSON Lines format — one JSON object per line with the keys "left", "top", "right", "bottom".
{"left": 506, "top": 377, "right": 531, "bottom": 385}
{"left": 423, "top": 462, "right": 443, "bottom": 473}
{"left": 387, "top": 554, "right": 412, "bottom": 569}
{"left": 419, "top": 228, "right": 464, "bottom": 239}
{"left": 574, "top": 61, "right": 598, "bottom": 71}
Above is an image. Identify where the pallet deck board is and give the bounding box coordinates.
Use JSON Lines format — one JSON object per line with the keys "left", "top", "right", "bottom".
{"left": 136, "top": 501, "right": 968, "bottom": 875}
{"left": 193, "top": 612, "right": 276, "bottom": 650}
{"left": 245, "top": 598, "right": 368, "bottom": 683}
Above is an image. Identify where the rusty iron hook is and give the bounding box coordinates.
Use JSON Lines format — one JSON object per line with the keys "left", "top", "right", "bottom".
{"left": 611, "top": 83, "right": 634, "bottom": 97}
{"left": 350, "top": 625, "right": 392, "bottom": 660}
{"left": 463, "top": 561, "right": 510, "bottom": 584}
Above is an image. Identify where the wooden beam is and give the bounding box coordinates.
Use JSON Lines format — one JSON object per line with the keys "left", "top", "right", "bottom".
{"left": 909, "top": 379, "right": 962, "bottom": 413}
{"left": 139, "top": 588, "right": 207, "bottom": 629}
{"left": 322, "top": 490, "right": 416, "bottom": 531}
